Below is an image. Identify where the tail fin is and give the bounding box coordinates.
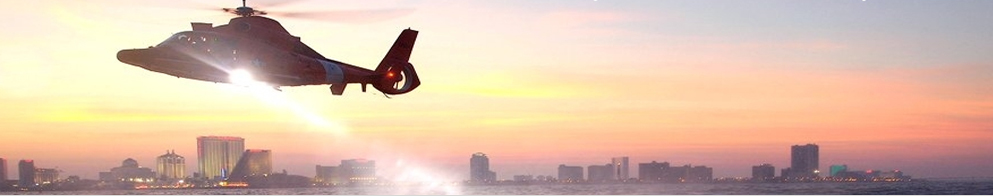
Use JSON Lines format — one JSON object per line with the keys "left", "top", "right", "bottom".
{"left": 376, "top": 29, "right": 417, "bottom": 72}
{"left": 373, "top": 29, "right": 421, "bottom": 95}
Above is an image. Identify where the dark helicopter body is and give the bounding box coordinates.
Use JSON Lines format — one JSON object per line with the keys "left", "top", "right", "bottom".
{"left": 117, "top": 3, "right": 420, "bottom": 95}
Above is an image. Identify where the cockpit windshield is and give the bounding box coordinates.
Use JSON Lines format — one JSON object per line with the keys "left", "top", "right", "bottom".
{"left": 158, "top": 32, "right": 226, "bottom": 48}
{"left": 158, "top": 32, "right": 239, "bottom": 63}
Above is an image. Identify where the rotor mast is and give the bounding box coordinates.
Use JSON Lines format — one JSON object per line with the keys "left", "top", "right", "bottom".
{"left": 227, "top": 0, "right": 266, "bottom": 17}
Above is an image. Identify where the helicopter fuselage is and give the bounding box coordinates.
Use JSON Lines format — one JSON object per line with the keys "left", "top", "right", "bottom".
{"left": 117, "top": 16, "right": 420, "bottom": 95}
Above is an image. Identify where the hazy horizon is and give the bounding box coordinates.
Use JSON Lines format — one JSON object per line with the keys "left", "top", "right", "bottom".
{"left": 2, "top": 0, "right": 992, "bottom": 182}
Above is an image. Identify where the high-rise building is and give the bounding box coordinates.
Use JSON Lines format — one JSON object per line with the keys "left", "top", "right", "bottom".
{"left": 0, "top": 158, "right": 7, "bottom": 182}
{"left": 157, "top": 150, "right": 186, "bottom": 180}
{"left": 469, "top": 152, "right": 496, "bottom": 182}
{"left": 687, "top": 165, "right": 713, "bottom": 182}
{"left": 829, "top": 164, "right": 847, "bottom": 177}
{"left": 557, "top": 164, "right": 583, "bottom": 181}
{"left": 197, "top": 136, "right": 245, "bottom": 180}
{"left": 315, "top": 165, "right": 340, "bottom": 185}
{"left": 636, "top": 161, "right": 713, "bottom": 183}
{"left": 228, "top": 149, "right": 273, "bottom": 181}
{"left": 18, "top": 160, "right": 35, "bottom": 187}
{"left": 34, "top": 168, "right": 59, "bottom": 185}
{"left": 611, "top": 157, "right": 629, "bottom": 180}
{"left": 661, "top": 164, "right": 713, "bottom": 182}
{"left": 587, "top": 164, "right": 614, "bottom": 183}
{"left": 790, "top": 144, "right": 819, "bottom": 178}
{"left": 639, "top": 161, "right": 669, "bottom": 182}
{"left": 341, "top": 159, "right": 376, "bottom": 184}
{"left": 752, "top": 164, "right": 775, "bottom": 181}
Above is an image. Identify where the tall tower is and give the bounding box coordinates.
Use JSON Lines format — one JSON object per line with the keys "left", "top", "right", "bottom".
{"left": 18, "top": 160, "right": 36, "bottom": 187}
{"left": 157, "top": 150, "right": 186, "bottom": 180}
{"left": 469, "top": 152, "right": 495, "bottom": 182}
{"left": 790, "top": 144, "right": 820, "bottom": 177}
{"left": 197, "top": 136, "right": 245, "bottom": 180}
{"left": 611, "top": 157, "right": 629, "bottom": 180}
{"left": 0, "top": 158, "right": 7, "bottom": 182}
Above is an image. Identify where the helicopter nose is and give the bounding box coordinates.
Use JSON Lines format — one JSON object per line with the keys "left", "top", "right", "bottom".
{"left": 117, "top": 49, "right": 149, "bottom": 67}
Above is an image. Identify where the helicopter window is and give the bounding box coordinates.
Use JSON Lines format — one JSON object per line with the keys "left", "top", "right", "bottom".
{"left": 159, "top": 33, "right": 190, "bottom": 47}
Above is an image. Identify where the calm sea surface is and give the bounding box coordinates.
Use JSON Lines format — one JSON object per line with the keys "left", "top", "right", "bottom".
{"left": 8, "top": 180, "right": 993, "bottom": 195}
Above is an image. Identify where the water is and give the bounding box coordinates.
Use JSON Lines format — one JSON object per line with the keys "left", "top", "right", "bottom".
{"left": 8, "top": 180, "right": 993, "bottom": 195}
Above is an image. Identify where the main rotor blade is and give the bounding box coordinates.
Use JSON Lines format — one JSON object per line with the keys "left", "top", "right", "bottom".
{"left": 157, "top": 0, "right": 227, "bottom": 12}
{"left": 250, "top": 0, "right": 310, "bottom": 8}
{"left": 270, "top": 9, "right": 415, "bottom": 23}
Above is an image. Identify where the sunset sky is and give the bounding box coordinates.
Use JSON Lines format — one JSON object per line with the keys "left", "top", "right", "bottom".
{"left": 1, "top": 0, "right": 992, "bottom": 181}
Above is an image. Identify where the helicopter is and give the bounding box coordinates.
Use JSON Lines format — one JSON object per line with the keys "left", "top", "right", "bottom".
{"left": 117, "top": 0, "right": 420, "bottom": 96}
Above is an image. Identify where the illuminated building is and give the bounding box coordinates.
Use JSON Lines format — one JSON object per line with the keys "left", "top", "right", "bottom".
{"left": 469, "top": 152, "right": 496, "bottom": 182}
{"left": 314, "top": 165, "right": 341, "bottom": 185}
{"left": 19, "top": 160, "right": 35, "bottom": 187}
{"left": 752, "top": 164, "right": 775, "bottom": 181}
{"left": 34, "top": 168, "right": 59, "bottom": 184}
{"left": 639, "top": 161, "right": 669, "bottom": 182}
{"left": 830, "top": 164, "right": 847, "bottom": 177}
{"left": 612, "top": 157, "right": 630, "bottom": 180}
{"left": 156, "top": 150, "right": 186, "bottom": 180}
{"left": 790, "top": 144, "right": 819, "bottom": 178}
{"left": 100, "top": 158, "right": 156, "bottom": 183}
{"left": 341, "top": 159, "right": 376, "bottom": 184}
{"left": 0, "top": 158, "right": 7, "bottom": 182}
{"left": 197, "top": 136, "right": 244, "bottom": 180}
{"left": 557, "top": 164, "right": 583, "bottom": 181}
{"left": 228, "top": 149, "right": 273, "bottom": 181}
{"left": 587, "top": 164, "right": 614, "bottom": 183}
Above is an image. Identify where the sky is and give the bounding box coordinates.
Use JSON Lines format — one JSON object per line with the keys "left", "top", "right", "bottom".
{"left": 1, "top": 0, "right": 992, "bottom": 181}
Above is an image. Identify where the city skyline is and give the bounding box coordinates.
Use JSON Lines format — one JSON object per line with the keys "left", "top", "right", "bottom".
{"left": 0, "top": 133, "right": 958, "bottom": 183}
{"left": 2, "top": 0, "right": 993, "bottom": 181}
{"left": 0, "top": 141, "right": 909, "bottom": 183}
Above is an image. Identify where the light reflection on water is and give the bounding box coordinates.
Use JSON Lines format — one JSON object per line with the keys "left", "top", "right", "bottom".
{"left": 8, "top": 180, "right": 993, "bottom": 195}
